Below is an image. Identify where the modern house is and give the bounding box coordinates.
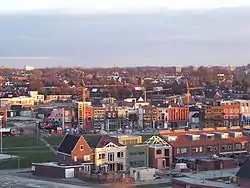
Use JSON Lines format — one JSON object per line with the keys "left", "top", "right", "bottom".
{"left": 127, "top": 144, "right": 149, "bottom": 168}
{"left": 144, "top": 135, "right": 173, "bottom": 170}
{"left": 92, "top": 136, "right": 127, "bottom": 173}
{"left": 57, "top": 134, "right": 93, "bottom": 166}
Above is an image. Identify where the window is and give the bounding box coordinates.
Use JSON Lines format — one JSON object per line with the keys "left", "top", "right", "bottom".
{"left": 214, "top": 146, "right": 217, "bottom": 151}
{"left": 177, "top": 148, "right": 180, "bottom": 154}
{"left": 87, "top": 117, "right": 92, "bottom": 122}
{"left": 199, "top": 147, "right": 203, "bottom": 152}
{"left": 84, "top": 155, "right": 90, "bottom": 161}
{"left": 207, "top": 135, "right": 214, "bottom": 140}
{"left": 235, "top": 144, "right": 241, "bottom": 150}
{"left": 80, "top": 145, "right": 84, "bottom": 151}
{"left": 156, "top": 150, "right": 162, "bottom": 155}
{"left": 108, "top": 152, "right": 114, "bottom": 161}
{"left": 139, "top": 152, "right": 145, "bottom": 155}
{"left": 181, "top": 148, "right": 187, "bottom": 154}
{"left": 192, "top": 148, "right": 199, "bottom": 153}
{"left": 98, "top": 153, "right": 105, "bottom": 159}
{"left": 221, "top": 145, "right": 227, "bottom": 151}
{"left": 117, "top": 152, "right": 124, "bottom": 158}
{"left": 206, "top": 146, "right": 213, "bottom": 152}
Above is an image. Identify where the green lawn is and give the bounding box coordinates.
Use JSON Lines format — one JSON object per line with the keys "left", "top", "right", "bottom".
{"left": 0, "top": 150, "right": 55, "bottom": 169}
{"left": 0, "top": 134, "right": 112, "bottom": 170}
{"left": 0, "top": 136, "right": 63, "bottom": 169}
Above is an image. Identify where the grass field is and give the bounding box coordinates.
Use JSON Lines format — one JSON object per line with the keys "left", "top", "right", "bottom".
{"left": 0, "top": 134, "right": 106, "bottom": 169}
{"left": 0, "top": 135, "right": 63, "bottom": 169}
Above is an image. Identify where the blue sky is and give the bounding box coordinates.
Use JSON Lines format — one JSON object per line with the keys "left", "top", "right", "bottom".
{"left": 1, "top": 0, "right": 250, "bottom": 13}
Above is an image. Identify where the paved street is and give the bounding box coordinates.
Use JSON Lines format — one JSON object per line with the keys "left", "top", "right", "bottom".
{"left": 0, "top": 169, "right": 102, "bottom": 188}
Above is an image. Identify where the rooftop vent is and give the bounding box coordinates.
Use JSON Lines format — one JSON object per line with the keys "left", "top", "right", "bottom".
{"left": 165, "top": 136, "right": 178, "bottom": 142}
{"left": 186, "top": 134, "right": 200, "bottom": 141}
{"left": 201, "top": 133, "right": 215, "bottom": 140}
{"left": 214, "top": 132, "right": 229, "bottom": 139}
{"left": 229, "top": 131, "right": 242, "bottom": 138}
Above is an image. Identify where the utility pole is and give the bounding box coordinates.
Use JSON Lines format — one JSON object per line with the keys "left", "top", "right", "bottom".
{"left": 62, "top": 108, "right": 65, "bottom": 130}
{"left": 36, "top": 122, "right": 39, "bottom": 144}
{"left": 0, "top": 115, "right": 3, "bottom": 154}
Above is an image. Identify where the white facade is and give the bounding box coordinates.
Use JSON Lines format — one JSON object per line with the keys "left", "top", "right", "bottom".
{"left": 130, "top": 167, "right": 156, "bottom": 181}
{"left": 24, "top": 65, "right": 34, "bottom": 71}
{"left": 29, "top": 91, "right": 44, "bottom": 103}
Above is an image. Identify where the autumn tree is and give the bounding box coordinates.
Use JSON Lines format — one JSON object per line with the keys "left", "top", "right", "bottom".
{"left": 29, "top": 79, "right": 44, "bottom": 94}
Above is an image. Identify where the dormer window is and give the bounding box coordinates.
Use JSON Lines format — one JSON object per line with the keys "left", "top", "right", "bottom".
{"left": 207, "top": 135, "right": 214, "bottom": 140}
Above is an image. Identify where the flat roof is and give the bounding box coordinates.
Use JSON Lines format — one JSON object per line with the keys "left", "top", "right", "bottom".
{"left": 32, "top": 162, "right": 92, "bottom": 169}
{"left": 173, "top": 177, "right": 239, "bottom": 188}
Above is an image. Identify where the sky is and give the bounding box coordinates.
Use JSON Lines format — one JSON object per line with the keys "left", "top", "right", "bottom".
{"left": 0, "top": 0, "right": 250, "bottom": 13}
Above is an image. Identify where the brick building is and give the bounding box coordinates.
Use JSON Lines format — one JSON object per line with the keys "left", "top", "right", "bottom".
{"left": 0, "top": 108, "right": 7, "bottom": 127}
{"left": 167, "top": 107, "right": 189, "bottom": 129}
{"left": 204, "top": 100, "right": 241, "bottom": 128}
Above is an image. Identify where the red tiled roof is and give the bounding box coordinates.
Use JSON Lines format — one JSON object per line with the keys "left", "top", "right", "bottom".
{"left": 167, "top": 135, "right": 234, "bottom": 147}
{"left": 161, "top": 129, "right": 250, "bottom": 148}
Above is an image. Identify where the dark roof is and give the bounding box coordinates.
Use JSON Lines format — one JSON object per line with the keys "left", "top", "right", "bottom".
{"left": 58, "top": 134, "right": 80, "bottom": 155}
{"left": 189, "top": 106, "right": 199, "bottom": 112}
{"left": 1, "top": 92, "right": 18, "bottom": 98}
{"left": 236, "top": 157, "right": 250, "bottom": 179}
{"left": 141, "top": 134, "right": 155, "bottom": 142}
{"left": 85, "top": 135, "right": 102, "bottom": 148}
{"left": 96, "top": 136, "right": 123, "bottom": 148}
{"left": 191, "top": 113, "right": 200, "bottom": 118}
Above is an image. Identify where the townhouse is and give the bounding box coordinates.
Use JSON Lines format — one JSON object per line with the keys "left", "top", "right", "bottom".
{"left": 167, "top": 107, "right": 189, "bottom": 129}
{"left": 111, "top": 135, "right": 149, "bottom": 168}
{"left": 203, "top": 100, "right": 241, "bottom": 128}
{"left": 0, "top": 108, "right": 7, "bottom": 127}
{"left": 138, "top": 105, "right": 159, "bottom": 129}
{"left": 92, "top": 106, "right": 105, "bottom": 130}
{"left": 104, "top": 105, "right": 118, "bottom": 131}
{"left": 160, "top": 128, "right": 250, "bottom": 162}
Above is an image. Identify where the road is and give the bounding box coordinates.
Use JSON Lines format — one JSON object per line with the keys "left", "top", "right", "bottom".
{"left": 0, "top": 169, "right": 104, "bottom": 188}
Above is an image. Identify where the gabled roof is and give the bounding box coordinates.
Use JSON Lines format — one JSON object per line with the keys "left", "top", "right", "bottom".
{"left": 96, "top": 136, "right": 123, "bottom": 148}
{"left": 84, "top": 136, "right": 103, "bottom": 148}
{"left": 144, "top": 135, "right": 171, "bottom": 147}
{"left": 236, "top": 157, "right": 250, "bottom": 179}
{"left": 57, "top": 134, "right": 81, "bottom": 155}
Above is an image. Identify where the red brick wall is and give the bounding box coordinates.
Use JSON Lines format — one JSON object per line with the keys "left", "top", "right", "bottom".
{"left": 71, "top": 137, "right": 93, "bottom": 163}
{"left": 84, "top": 106, "right": 93, "bottom": 129}
{"left": 168, "top": 108, "right": 188, "bottom": 122}
{"left": 0, "top": 108, "right": 7, "bottom": 127}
